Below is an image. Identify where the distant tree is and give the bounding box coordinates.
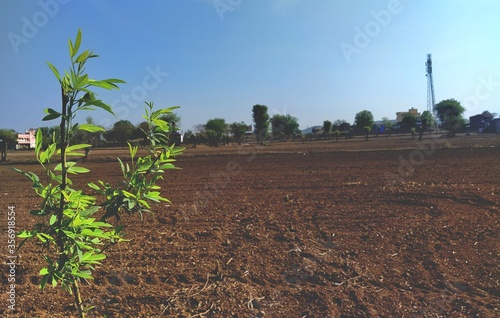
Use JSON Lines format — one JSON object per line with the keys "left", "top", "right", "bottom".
{"left": 418, "top": 110, "right": 434, "bottom": 141}
{"left": 333, "top": 129, "right": 341, "bottom": 141}
{"left": 337, "top": 120, "right": 350, "bottom": 133}
{"left": 283, "top": 114, "right": 299, "bottom": 139}
{"left": 205, "top": 118, "right": 227, "bottom": 146}
{"left": 382, "top": 117, "right": 393, "bottom": 130}
{"left": 39, "top": 126, "right": 61, "bottom": 148}
{"left": 271, "top": 114, "right": 285, "bottom": 139}
{"left": 402, "top": 113, "right": 418, "bottom": 132}
{"left": 105, "top": 120, "right": 136, "bottom": 146}
{"left": 183, "top": 129, "right": 194, "bottom": 145}
{"left": 435, "top": 99, "right": 466, "bottom": 136}
{"left": 230, "top": 122, "right": 247, "bottom": 145}
{"left": 271, "top": 114, "right": 299, "bottom": 140}
{"left": 159, "top": 112, "right": 181, "bottom": 129}
{"left": 71, "top": 117, "right": 104, "bottom": 152}
{"left": 135, "top": 121, "right": 149, "bottom": 145}
{"left": 252, "top": 104, "right": 269, "bottom": 145}
{"left": 0, "top": 128, "right": 17, "bottom": 161}
{"left": 354, "top": 110, "right": 374, "bottom": 134}
{"left": 323, "top": 120, "right": 332, "bottom": 139}
{"left": 363, "top": 126, "right": 371, "bottom": 141}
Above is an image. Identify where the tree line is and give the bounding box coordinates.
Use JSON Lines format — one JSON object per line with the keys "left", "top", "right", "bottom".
{"left": 0, "top": 98, "right": 478, "bottom": 157}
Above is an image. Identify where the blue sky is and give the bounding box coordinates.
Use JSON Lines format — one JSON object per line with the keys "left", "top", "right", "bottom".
{"left": 1, "top": 0, "right": 499, "bottom": 133}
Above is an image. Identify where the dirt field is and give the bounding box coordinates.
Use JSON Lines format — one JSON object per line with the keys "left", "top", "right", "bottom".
{"left": 1, "top": 134, "right": 499, "bottom": 317}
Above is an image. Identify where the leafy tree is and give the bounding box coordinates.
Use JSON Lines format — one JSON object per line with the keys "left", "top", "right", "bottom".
{"left": 435, "top": 99, "right": 465, "bottom": 136}
{"left": 230, "top": 122, "right": 247, "bottom": 145}
{"left": 402, "top": 113, "right": 418, "bottom": 132}
{"left": 252, "top": 104, "right": 269, "bottom": 144}
{"left": 270, "top": 114, "right": 299, "bottom": 140}
{"left": 205, "top": 118, "right": 227, "bottom": 146}
{"left": 0, "top": 128, "right": 17, "bottom": 161}
{"left": 284, "top": 114, "right": 300, "bottom": 139}
{"left": 105, "top": 120, "right": 136, "bottom": 146}
{"left": 364, "top": 126, "right": 371, "bottom": 141}
{"left": 271, "top": 114, "right": 286, "bottom": 139}
{"left": 38, "top": 126, "right": 61, "bottom": 149}
{"left": 333, "top": 119, "right": 347, "bottom": 131}
{"left": 323, "top": 120, "right": 332, "bottom": 139}
{"left": 14, "top": 30, "right": 182, "bottom": 318}
{"left": 354, "top": 110, "right": 374, "bottom": 134}
{"left": 333, "top": 129, "right": 341, "bottom": 141}
{"left": 136, "top": 121, "right": 149, "bottom": 145}
{"left": 183, "top": 129, "right": 194, "bottom": 145}
{"left": 382, "top": 117, "right": 393, "bottom": 130}
{"left": 336, "top": 120, "right": 350, "bottom": 132}
{"left": 418, "top": 110, "right": 434, "bottom": 141}
{"left": 159, "top": 112, "right": 181, "bottom": 129}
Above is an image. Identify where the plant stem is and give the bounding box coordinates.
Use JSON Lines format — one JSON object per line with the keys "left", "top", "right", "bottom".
{"left": 72, "top": 280, "right": 85, "bottom": 318}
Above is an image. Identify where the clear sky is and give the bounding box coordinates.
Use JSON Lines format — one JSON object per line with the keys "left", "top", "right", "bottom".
{"left": 1, "top": 0, "right": 499, "bottom": 133}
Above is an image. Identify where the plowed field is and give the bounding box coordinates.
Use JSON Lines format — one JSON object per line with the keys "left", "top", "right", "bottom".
{"left": 1, "top": 134, "right": 499, "bottom": 317}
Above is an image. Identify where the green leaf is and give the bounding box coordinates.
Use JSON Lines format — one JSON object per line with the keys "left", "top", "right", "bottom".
{"left": 74, "top": 29, "right": 82, "bottom": 57}
{"left": 75, "top": 74, "right": 89, "bottom": 89}
{"left": 18, "top": 230, "right": 35, "bottom": 238}
{"left": 67, "top": 166, "right": 90, "bottom": 174}
{"left": 72, "top": 269, "right": 93, "bottom": 279}
{"left": 75, "top": 50, "right": 88, "bottom": 63}
{"left": 87, "top": 79, "right": 119, "bottom": 90}
{"left": 83, "top": 99, "right": 115, "bottom": 116}
{"left": 42, "top": 108, "right": 61, "bottom": 121}
{"left": 88, "top": 182, "right": 100, "bottom": 191}
{"left": 35, "top": 129, "right": 43, "bottom": 158}
{"left": 49, "top": 215, "right": 57, "bottom": 226}
{"left": 82, "top": 252, "right": 106, "bottom": 263}
{"left": 40, "top": 267, "right": 49, "bottom": 275}
{"left": 66, "top": 144, "right": 92, "bottom": 152}
{"left": 68, "top": 38, "right": 74, "bottom": 58}
{"left": 117, "top": 157, "right": 126, "bottom": 177}
{"left": 46, "top": 62, "right": 61, "bottom": 81}
{"left": 79, "top": 124, "right": 105, "bottom": 133}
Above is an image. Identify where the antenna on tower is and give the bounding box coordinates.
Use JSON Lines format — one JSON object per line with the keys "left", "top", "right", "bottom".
{"left": 426, "top": 54, "right": 436, "bottom": 119}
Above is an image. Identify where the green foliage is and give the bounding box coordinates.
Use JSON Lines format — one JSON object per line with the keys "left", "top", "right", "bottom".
{"left": 104, "top": 120, "right": 136, "bottom": 146}
{"left": 322, "top": 120, "right": 332, "bottom": 137}
{"left": 382, "top": 117, "right": 393, "bottom": 130}
{"left": 230, "top": 122, "right": 247, "bottom": 145}
{"left": 205, "top": 118, "right": 227, "bottom": 146}
{"left": 363, "top": 125, "right": 371, "bottom": 140}
{"left": 402, "top": 113, "right": 417, "bottom": 131}
{"left": 252, "top": 104, "right": 269, "bottom": 144}
{"left": 159, "top": 112, "right": 181, "bottom": 129}
{"left": 418, "top": 110, "right": 434, "bottom": 141}
{"left": 14, "top": 30, "right": 182, "bottom": 318}
{"left": 354, "top": 110, "right": 374, "bottom": 133}
{"left": 0, "top": 128, "right": 17, "bottom": 142}
{"left": 434, "top": 99, "right": 466, "bottom": 136}
{"left": 270, "top": 114, "right": 299, "bottom": 139}
{"left": 333, "top": 129, "right": 341, "bottom": 141}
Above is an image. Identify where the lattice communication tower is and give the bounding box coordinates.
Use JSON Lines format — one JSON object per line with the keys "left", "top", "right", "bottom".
{"left": 426, "top": 54, "right": 436, "bottom": 118}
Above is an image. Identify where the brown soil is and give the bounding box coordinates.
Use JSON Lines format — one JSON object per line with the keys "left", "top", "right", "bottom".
{"left": 1, "top": 134, "right": 499, "bottom": 317}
